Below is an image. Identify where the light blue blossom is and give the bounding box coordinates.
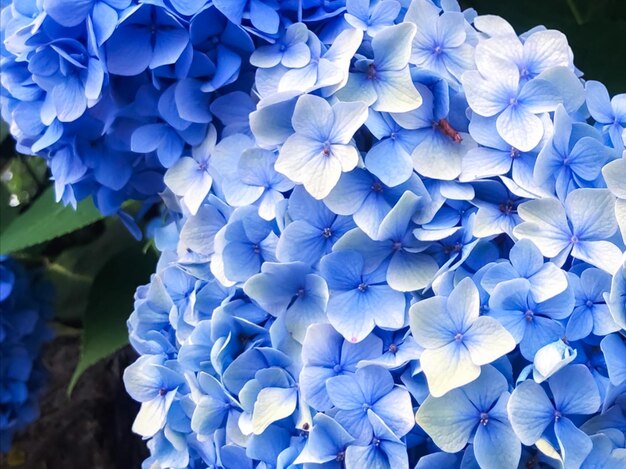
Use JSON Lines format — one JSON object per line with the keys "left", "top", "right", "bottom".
{"left": 211, "top": 206, "right": 278, "bottom": 285}
{"left": 337, "top": 23, "right": 423, "bottom": 113}
{"left": 463, "top": 56, "right": 562, "bottom": 151}
{"left": 299, "top": 323, "right": 382, "bottom": 411}
{"left": 586, "top": 80, "right": 626, "bottom": 151}
{"left": 481, "top": 239, "right": 568, "bottom": 303}
{"left": 320, "top": 250, "right": 407, "bottom": 343}
{"left": 244, "top": 261, "right": 329, "bottom": 343}
{"left": 123, "top": 355, "right": 187, "bottom": 437}
{"left": 416, "top": 365, "right": 521, "bottom": 469}
{"left": 344, "top": 411, "right": 409, "bottom": 469}
{"left": 334, "top": 191, "right": 439, "bottom": 291}
{"left": 250, "top": 23, "right": 311, "bottom": 69}
{"left": 600, "top": 334, "right": 626, "bottom": 388}
{"left": 324, "top": 169, "right": 431, "bottom": 239}
{"left": 326, "top": 365, "right": 414, "bottom": 443}
{"left": 276, "top": 186, "right": 355, "bottom": 266}
{"left": 293, "top": 413, "right": 355, "bottom": 466}
{"left": 566, "top": 269, "right": 620, "bottom": 341}
{"left": 487, "top": 278, "right": 574, "bottom": 360}
{"left": 534, "top": 105, "right": 613, "bottom": 200}
{"left": 164, "top": 125, "right": 217, "bottom": 215}
{"left": 513, "top": 188, "right": 622, "bottom": 273}
{"left": 410, "top": 278, "right": 515, "bottom": 396}
{"left": 345, "top": 0, "right": 401, "bottom": 37}
{"left": 404, "top": 0, "right": 475, "bottom": 85}
{"left": 212, "top": 135, "right": 294, "bottom": 220}
{"left": 275, "top": 94, "right": 368, "bottom": 199}
{"left": 508, "top": 365, "right": 601, "bottom": 469}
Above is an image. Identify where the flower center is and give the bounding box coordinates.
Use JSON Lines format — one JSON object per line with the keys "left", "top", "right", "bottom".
{"left": 510, "top": 147, "right": 521, "bottom": 158}
{"left": 367, "top": 63, "right": 377, "bottom": 80}
{"left": 388, "top": 343, "right": 398, "bottom": 354}
{"left": 357, "top": 283, "right": 368, "bottom": 292}
{"left": 371, "top": 181, "right": 384, "bottom": 193}
{"left": 554, "top": 410, "right": 562, "bottom": 422}
{"left": 322, "top": 142, "right": 332, "bottom": 157}
{"left": 479, "top": 412, "right": 489, "bottom": 426}
{"left": 454, "top": 332, "right": 464, "bottom": 342}
{"left": 570, "top": 235, "right": 579, "bottom": 244}
{"left": 525, "top": 310, "right": 534, "bottom": 321}
{"left": 499, "top": 200, "right": 516, "bottom": 215}
{"left": 322, "top": 227, "right": 332, "bottom": 238}
{"left": 336, "top": 451, "right": 345, "bottom": 462}
{"left": 585, "top": 299, "right": 594, "bottom": 308}
{"left": 252, "top": 244, "right": 261, "bottom": 254}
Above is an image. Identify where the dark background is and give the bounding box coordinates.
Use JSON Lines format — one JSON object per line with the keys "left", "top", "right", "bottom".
{"left": 2, "top": 1, "right": 626, "bottom": 468}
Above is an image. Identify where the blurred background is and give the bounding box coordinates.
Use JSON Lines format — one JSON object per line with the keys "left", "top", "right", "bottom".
{"left": 1, "top": 0, "right": 625, "bottom": 467}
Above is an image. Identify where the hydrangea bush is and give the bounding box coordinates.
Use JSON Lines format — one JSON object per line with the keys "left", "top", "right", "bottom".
{"left": 2, "top": 0, "right": 626, "bottom": 467}
{"left": 0, "top": 256, "right": 53, "bottom": 452}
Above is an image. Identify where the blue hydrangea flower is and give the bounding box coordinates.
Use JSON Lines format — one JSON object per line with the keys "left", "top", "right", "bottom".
{"left": 565, "top": 268, "right": 620, "bottom": 341}
{"left": 463, "top": 56, "right": 562, "bottom": 152}
{"left": 390, "top": 80, "right": 477, "bottom": 181}
{"left": 164, "top": 125, "right": 217, "bottom": 216}
{"left": 293, "top": 413, "right": 355, "bottom": 466}
{"left": 513, "top": 188, "right": 622, "bottom": 274}
{"left": 487, "top": 278, "right": 574, "bottom": 360}
{"left": 508, "top": 365, "right": 601, "bottom": 469}
{"left": 212, "top": 139, "right": 294, "bottom": 221}
{"left": 337, "top": 23, "right": 423, "bottom": 113}
{"left": 335, "top": 191, "right": 439, "bottom": 291}
{"left": 326, "top": 365, "right": 414, "bottom": 443}
{"left": 123, "top": 355, "right": 187, "bottom": 437}
{"left": 250, "top": 22, "right": 311, "bottom": 69}
{"left": 416, "top": 365, "right": 521, "bottom": 469}
{"left": 211, "top": 206, "right": 278, "bottom": 284}
{"left": 244, "top": 261, "right": 329, "bottom": 343}
{"left": 344, "top": 0, "right": 401, "bottom": 37}
{"left": 585, "top": 80, "right": 626, "bottom": 151}
{"left": 481, "top": 238, "right": 568, "bottom": 303}
{"left": 299, "top": 323, "right": 382, "bottom": 411}
{"left": 320, "top": 250, "right": 407, "bottom": 343}
{"left": 404, "top": 0, "right": 475, "bottom": 85}
{"left": 275, "top": 94, "right": 368, "bottom": 199}
{"left": 344, "top": 411, "right": 409, "bottom": 469}
{"left": 324, "top": 169, "right": 431, "bottom": 239}
{"left": 410, "top": 278, "right": 515, "bottom": 396}
{"left": 534, "top": 106, "right": 614, "bottom": 201}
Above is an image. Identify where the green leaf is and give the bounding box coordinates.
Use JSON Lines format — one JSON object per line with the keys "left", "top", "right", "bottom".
{"left": 68, "top": 245, "right": 157, "bottom": 395}
{"left": 49, "top": 219, "right": 138, "bottom": 322}
{"left": 0, "top": 186, "right": 103, "bottom": 254}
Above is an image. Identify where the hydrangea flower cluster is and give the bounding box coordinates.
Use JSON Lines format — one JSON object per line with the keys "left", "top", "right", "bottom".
{"left": 120, "top": 1, "right": 626, "bottom": 467}
{"left": 0, "top": 256, "right": 53, "bottom": 452}
{"left": 0, "top": 0, "right": 368, "bottom": 216}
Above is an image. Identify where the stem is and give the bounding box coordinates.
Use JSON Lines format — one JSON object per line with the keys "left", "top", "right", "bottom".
{"left": 567, "top": 0, "right": 586, "bottom": 25}
{"left": 46, "top": 261, "right": 93, "bottom": 284}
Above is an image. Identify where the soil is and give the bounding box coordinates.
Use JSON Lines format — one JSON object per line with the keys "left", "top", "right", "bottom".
{"left": 1, "top": 337, "right": 148, "bottom": 469}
